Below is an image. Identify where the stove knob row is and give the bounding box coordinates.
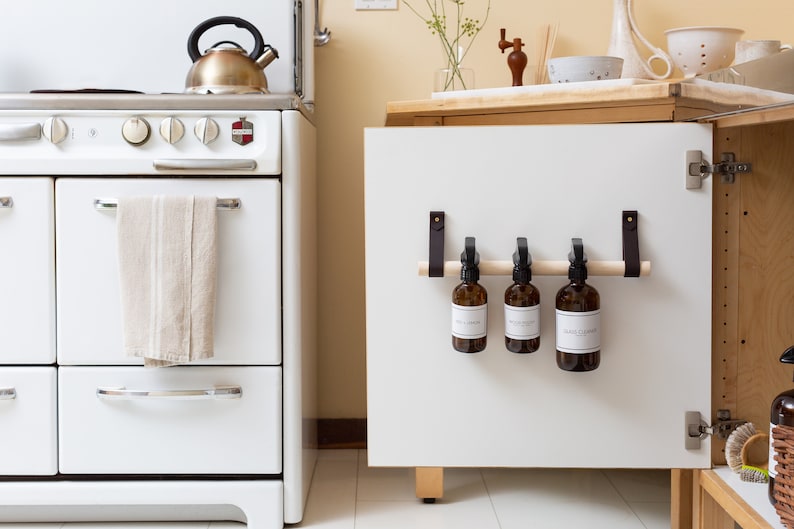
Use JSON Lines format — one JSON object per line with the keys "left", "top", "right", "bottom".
{"left": 120, "top": 116, "right": 220, "bottom": 146}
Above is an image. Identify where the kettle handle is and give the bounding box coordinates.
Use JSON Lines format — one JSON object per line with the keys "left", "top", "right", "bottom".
{"left": 187, "top": 16, "right": 265, "bottom": 62}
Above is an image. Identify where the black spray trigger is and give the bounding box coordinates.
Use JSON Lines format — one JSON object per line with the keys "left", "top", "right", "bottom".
{"left": 569, "top": 237, "right": 587, "bottom": 265}
{"left": 513, "top": 237, "right": 532, "bottom": 282}
{"left": 513, "top": 237, "right": 531, "bottom": 268}
{"left": 461, "top": 236, "right": 479, "bottom": 267}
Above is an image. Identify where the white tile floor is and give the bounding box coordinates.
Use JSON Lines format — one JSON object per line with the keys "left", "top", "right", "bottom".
{"left": 297, "top": 449, "right": 671, "bottom": 529}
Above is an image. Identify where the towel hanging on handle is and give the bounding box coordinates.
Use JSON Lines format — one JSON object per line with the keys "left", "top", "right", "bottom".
{"left": 117, "top": 195, "right": 218, "bottom": 367}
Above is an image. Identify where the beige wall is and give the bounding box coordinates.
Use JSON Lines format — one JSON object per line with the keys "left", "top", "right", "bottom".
{"left": 313, "top": 0, "right": 794, "bottom": 418}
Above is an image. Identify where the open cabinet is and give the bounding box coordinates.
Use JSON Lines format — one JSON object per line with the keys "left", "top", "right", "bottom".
{"left": 365, "top": 82, "right": 794, "bottom": 529}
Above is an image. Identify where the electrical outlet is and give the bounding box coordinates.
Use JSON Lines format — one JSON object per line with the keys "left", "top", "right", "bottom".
{"left": 355, "top": 0, "right": 397, "bottom": 10}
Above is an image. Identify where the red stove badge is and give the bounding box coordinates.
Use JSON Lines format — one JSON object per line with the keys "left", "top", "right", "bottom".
{"left": 231, "top": 117, "right": 254, "bottom": 146}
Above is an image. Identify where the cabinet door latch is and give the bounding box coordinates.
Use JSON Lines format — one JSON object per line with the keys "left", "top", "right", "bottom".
{"left": 687, "top": 151, "right": 752, "bottom": 189}
{"left": 685, "top": 410, "right": 746, "bottom": 449}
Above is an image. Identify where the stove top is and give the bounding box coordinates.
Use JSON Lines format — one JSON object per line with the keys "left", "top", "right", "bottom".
{"left": 30, "top": 89, "right": 146, "bottom": 94}
{"left": 0, "top": 92, "right": 305, "bottom": 113}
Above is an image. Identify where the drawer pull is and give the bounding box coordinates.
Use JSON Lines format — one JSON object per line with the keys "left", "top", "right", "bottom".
{"left": 0, "top": 387, "right": 16, "bottom": 400}
{"left": 0, "top": 122, "right": 41, "bottom": 141}
{"left": 0, "top": 197, "right": 12, "bottom": 208}
{"left": 153, "top": 159, "right": 257, "bottom": 171}
{"left": 93, "top": 197, "right": 241, "bottom": 210}
{"left": 96, "top": 385, "right": 242, "bottom": 400}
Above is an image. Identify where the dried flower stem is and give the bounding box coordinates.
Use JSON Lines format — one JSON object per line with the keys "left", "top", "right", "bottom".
{"left": 405, "top": 0, "right": 491, "bottom": 90}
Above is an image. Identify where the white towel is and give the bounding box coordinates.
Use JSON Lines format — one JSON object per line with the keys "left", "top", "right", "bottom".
{"left": 117, "top": 195, "right": 218, "bottom": 367}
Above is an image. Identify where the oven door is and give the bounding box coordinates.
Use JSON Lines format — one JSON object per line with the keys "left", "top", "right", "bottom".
{"left": 55, "top": 178, "right": 281, "bottom": 366}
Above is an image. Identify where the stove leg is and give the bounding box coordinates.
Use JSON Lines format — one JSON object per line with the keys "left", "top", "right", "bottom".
{"left": 415, "top": 467, "right": 444, "bottom": 503}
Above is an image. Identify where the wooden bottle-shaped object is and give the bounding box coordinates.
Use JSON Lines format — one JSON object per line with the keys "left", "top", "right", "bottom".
{"left": 498, "top": 28, "right": 527, "bottom": 86}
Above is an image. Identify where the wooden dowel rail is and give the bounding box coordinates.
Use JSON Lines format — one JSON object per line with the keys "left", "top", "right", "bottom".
{"left": 418, "top": 259, "right": 651, "bottom": 277}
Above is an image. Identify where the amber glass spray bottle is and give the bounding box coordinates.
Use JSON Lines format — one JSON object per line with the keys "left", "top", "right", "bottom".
{"left": 555, "top": 238, "right": 601, "bottom": 372}
{"left": 451, "top": 237, "right": 487, "bottom": 353}
{"left": 504, "top": 237, "right": 540, "bottom": 353}
{"left": 769, "top": 345, "right": 794, "bottom": 504}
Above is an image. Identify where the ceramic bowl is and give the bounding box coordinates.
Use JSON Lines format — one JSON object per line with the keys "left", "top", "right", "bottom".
{"left": 664, "top": 26, "right": 744, "bottom": 77}
{"left": 547, "top": 56, "right": 624, "bottom": 83}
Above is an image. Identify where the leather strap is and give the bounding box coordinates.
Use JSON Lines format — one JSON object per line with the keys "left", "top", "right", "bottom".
{"left": 429, "top": 211, "right": 445, "bottom": 277}
{"left": 622, "top": 210, "right": 640, "bottom": 277}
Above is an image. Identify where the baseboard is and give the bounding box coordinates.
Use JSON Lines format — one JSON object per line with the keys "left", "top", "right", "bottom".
{"left": 317, "top": 418, "right": 367, "bottom": 449}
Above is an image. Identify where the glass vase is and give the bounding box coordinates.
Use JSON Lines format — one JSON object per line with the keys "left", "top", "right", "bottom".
{"left": 434, "top": 64, "right": 474, "bottom": 92}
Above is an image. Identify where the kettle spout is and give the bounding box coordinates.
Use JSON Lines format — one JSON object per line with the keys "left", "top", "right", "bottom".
{"left": 255, "top": 45, "right": 280, "bottom": 70}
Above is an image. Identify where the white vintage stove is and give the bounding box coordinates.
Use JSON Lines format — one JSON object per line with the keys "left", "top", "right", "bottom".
{"left": 0, "top": 1, "right": 319, "bottom": 528}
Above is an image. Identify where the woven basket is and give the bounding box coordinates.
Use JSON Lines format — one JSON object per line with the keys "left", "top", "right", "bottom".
{"left": 773, "top": 423, "right": 794, "bottom": 527}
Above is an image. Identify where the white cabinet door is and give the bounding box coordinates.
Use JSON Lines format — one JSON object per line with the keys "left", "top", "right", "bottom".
{"left": 55, "top": 178, "right": 281, "bottom": 365}
{"left": 365, "top": 123, "right": 713, "bottom": 469}
{"left": 0, "top": 367, "right": 57, "bottom": 475}
{"left": 0, "top": 178, "right": 55, "bottom": 364}
{"left": 58, "top": 366, "right": 282, "bottom": 474}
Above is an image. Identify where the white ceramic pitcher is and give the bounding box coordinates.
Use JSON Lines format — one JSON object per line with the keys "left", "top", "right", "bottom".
{"left": 607, "top": 0, "right": 673, "bottom": 80}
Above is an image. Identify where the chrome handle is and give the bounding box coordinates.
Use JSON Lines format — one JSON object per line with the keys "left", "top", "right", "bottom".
{"left": 0, "top": 387, "right": 17, "bottom": 400}
{"left": 0, "top": 122, "right": 41, "bottom": 141}
{"left": 96, "top": 385, "right": 242, "bottom": 400}
{"left": 0, "top": 197, "right": 13, "bottom": 208}
{"left": 314, "top": 0, "right": 331, "bottom": 46}
{"left": 94, "top": 197, "right": 241, "bottom": 210}
{"left": 153, "top": 159, "right": 257, "bottom": 171}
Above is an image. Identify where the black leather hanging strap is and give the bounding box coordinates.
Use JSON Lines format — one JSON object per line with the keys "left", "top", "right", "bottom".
{"left": 622, "top": 210, "right": 640, "bottom": 277}
{"left": 429, "top": 211, "right": 445, "bottom": 277}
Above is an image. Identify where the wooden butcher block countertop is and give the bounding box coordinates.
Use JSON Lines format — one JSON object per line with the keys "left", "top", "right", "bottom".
{"left": 385, "top": 79, "right": 794, "bottom": 127}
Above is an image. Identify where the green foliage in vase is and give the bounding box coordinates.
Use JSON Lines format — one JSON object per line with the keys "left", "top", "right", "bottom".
{"left": 404, "top": 0, "right": 491, "bottom": 90}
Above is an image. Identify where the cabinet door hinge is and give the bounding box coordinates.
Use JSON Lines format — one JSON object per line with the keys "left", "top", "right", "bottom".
{"left": 686, "top": 151, "right": 752, "bottom": 188}
{"left": 685, "top": 410, "right": 746, "bottom": 449}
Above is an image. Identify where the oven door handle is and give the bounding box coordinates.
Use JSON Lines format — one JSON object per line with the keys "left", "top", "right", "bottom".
{"left": 153, "top": 159, "right": 257, "bottom": 171}
{"left": 96, "top": 385, "right": 242, "bottom": 400}
{"left": 93, "top": 197, "right": 241, "bottom": 210}
{"left": 0, "top": 122, "right": 41, "bottom": 141}
{"left": 0, "top": 387, "right": 16, "bottom": 400}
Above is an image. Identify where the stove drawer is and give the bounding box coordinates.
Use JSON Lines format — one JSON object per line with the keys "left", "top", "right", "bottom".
{"left": 58, "top": 366, "right": 281, "bottom": 475}
{"left": 0, "top": 178, "right": 55, "bottom": 364}
{"left": 0, "top": 367, "right": 57, "bottom": 475}
{"left": 55, "top": 178, "right": 281, "bottom": 366}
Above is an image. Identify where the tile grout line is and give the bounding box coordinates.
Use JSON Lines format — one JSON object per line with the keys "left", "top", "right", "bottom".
{"left": 480, "top": 469, "right": 504, "bottom": 529}
{"left": 600, "top": 469, "right": 650, "bottom": 528}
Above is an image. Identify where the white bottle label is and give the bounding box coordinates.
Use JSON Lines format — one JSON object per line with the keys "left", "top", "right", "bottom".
{"left": 555, "top": 309, "right": 601, "bottom": 354}
{"left": 504, "top": 304, "right": 540, "bottom": 340}
{"left": 452, "top": 303, "right": 487, "bottom": 339}
{"left": 770, "top": 422, "right": 778, "bottom": 478}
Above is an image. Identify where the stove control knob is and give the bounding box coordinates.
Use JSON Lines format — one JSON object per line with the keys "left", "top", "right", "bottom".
{"left": 194, "top": 117, "right": 219, "bottom": 145}
{"left": 159, "top": 117, "right": 185, "bottom": 144}
{"left": 43, "top": 117, "right": 69, "bottom": 144}
{"left": 121, "top": 117, "right": 151, "bottom": 146}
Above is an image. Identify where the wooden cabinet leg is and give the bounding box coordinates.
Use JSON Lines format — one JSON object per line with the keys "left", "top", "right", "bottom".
{"left": 416, "top": 467, "right": 444, "bottom": 503}
{"left": 671, "top": 469, "right": 694, "bottom": 529}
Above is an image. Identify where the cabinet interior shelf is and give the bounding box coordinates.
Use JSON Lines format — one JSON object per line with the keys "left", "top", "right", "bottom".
{"left": 418, "top": 260, "right": 651, "bottom": 277}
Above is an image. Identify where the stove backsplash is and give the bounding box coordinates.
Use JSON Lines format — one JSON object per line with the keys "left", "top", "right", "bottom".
{"left": 0, "top": 0, "right": 313, "bottom": 102}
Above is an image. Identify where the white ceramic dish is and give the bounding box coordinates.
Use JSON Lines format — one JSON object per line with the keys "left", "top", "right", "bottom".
{"left": 664, "top": 26, "right": 744, "bottom": 77}
{"left": 547, "top": 56, "right": 624, "bottom": 83}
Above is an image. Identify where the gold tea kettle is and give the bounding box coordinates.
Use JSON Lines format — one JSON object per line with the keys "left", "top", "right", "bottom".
{"left": 185, "top": 16, "right": 279, "bottom": 94}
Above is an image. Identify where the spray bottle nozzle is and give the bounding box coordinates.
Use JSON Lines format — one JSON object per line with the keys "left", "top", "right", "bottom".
{"left": 512, "top": 237, "right": 532, "bottom": 282}
{"left": 460, "top": 237, "right": 480, "bottom": 281}
{"left": 568, "top": 237, "right": 588, "bottom": 281}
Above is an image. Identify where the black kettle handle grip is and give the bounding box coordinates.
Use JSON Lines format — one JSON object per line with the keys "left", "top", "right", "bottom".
{"left": 187, "top": 16, "right": 265, "bottom": 62}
